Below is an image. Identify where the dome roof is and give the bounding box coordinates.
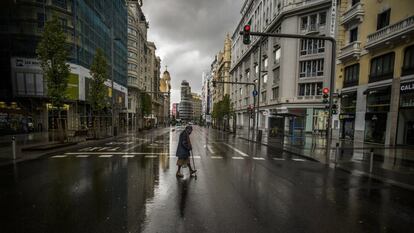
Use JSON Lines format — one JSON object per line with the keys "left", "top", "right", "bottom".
{"left": 162, "top": 70, "right": 171, "bottom": 80}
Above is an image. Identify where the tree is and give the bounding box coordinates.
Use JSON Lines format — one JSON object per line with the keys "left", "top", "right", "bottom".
{"left": 141, "top": 93, "right": 152, "bottom": 128}
{"left": 36, "top": 17, "right": 70, "bottom": 142}
{"left": 89, "top": 48, "right": 109, "bottom": 138}
{"left": 211, "top": 94, "right": 232, "bottom": 130}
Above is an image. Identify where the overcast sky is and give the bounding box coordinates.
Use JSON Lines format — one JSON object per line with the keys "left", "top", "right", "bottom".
{"left": 142, "top": 0, "right": 244, "bottom": 105}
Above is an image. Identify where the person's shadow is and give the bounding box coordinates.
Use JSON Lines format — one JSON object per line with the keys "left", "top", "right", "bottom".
{"left": 177, "top": 176, "right": 194, "bottom": 218}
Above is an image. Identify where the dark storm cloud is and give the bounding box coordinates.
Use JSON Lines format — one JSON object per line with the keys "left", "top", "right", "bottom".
{"left": 143, "top": 0, "right": 243, "bottom": 101}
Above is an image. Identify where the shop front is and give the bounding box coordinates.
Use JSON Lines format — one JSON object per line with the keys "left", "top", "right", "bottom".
{"left": 339, "top": 91, "right": 357, "bottom": 140}
{"left": 397, "top": 80, "right": 414, "bottom": 145}
{"left": 364, "top": 86, "right": 391, "bottom": 144}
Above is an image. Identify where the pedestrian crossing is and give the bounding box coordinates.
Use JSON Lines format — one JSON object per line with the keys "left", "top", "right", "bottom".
{"left": 50, "top": 153, "right": 309, "bottom": 162}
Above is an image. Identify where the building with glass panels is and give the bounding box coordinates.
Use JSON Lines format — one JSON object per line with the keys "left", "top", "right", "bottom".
{"left": 0, "top": 0, "right": 127, "bottom": 134}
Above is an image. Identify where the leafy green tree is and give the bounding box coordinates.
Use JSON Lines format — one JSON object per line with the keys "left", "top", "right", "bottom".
{"left": 89, "top": 48, "right": 109, "bottom": 138}
{"left": 211, "top": 94, "right": 232, "bottom": 130}
{"left": 36, "top": 17, "right": 70, "bottom": 142}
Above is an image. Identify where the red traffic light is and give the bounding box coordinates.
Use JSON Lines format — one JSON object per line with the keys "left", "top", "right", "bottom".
{"left": 322, "top": 88, "right": 329, "bottom": 94}
{"left": 244, "top": 25, "right": 251, "bottom": 31}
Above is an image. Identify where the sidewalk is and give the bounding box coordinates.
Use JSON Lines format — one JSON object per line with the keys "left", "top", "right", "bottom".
{"left": 235, "top": 129, "right": 414, "bottom": 190}
{"left": 0, "top": 127, "right": 171, "bottom": 167}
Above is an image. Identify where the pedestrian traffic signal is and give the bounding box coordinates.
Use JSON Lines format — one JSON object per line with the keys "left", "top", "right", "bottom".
{"left": 243, "top": 25, "right": 251, "bottom": 45}
{"left": 332, "top": 104, "right": 338, "bottom": 115}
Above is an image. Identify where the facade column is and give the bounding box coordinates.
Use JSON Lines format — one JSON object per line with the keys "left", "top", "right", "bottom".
{"left": 386, "top": 78, "right": 401, "bottom": 146}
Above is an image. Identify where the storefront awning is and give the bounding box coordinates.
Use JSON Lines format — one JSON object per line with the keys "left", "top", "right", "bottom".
{"left": 363, "top": 86, "right": 390, "bottom": 95}
{"left": 269, "top": 112, "right": 305, "bottom": 118}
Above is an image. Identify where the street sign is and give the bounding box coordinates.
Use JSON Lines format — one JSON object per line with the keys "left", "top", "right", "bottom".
{"left": 252, "top": 90, "right": 258, "bottom": 96}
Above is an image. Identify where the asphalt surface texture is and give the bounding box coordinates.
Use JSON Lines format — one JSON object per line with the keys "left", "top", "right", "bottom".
{"left": 1, "top": 126, "right": 414, "bottom": 233}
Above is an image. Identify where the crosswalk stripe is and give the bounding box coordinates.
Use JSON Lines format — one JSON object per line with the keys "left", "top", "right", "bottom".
{"left": 145, "top": 155, "right": 158, "bottom": 158}
{"left": 76, "top": 155, "right": 89, "bottom": 158}
{"left": 99, "top": 155, "right": 113, "bottom": 158}
{"left": 64, "top": 152, "right": 169, "bottom": 155}
{"left": 252, "top": 157, "right": 265, "bottom": 160}
{"left": 292, "top": 158, "right": 306, "bottom": 162}
{"left": 232, "top": 156, "right": 244, "bottom": 160}
{"left": 51, "top": 155, "right": 67, "bottom": 158}
{"left": 224, "top": 143, "right": 249, "bottom": 157}
{"left": 122, "top": 155, "right": 135, "bottom": 158}
{"left": 211, "top": 156, "right": 223, "bottom": 159}
{"left": 273, "top": 158, "right": 285, "bottom": 161}
{"left": 207, "top": 145, "right": 215, "bottom": 154}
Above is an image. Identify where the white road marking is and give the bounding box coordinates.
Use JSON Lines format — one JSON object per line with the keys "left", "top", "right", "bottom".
{"left": 292, "top": 158, "right": 307, "bottom": 162}
{"left": 207, "top": 145, "right": 215, "bottom": 154}
{"left": 123, "top": 143, "right": 143, "bottom": 152}
{"left": 64, "top": 152, "right": 169, "bottom": 155}
{"left": 211, "top": 156, "right": 223, "bottom": 159}
{"left": 224, "top": 143, "right": 249, "bottom": 157}
{"left": 192, "top": 155, "right": 201, "bottom": 159}
{"left": 232, "top": 156, "right": 244, "bottom": 160}
{"left": 98, "top": 147, "right": 111, "bottom": 151}
{"left": 145, "top": 155, "right": 158, "bottom": 158}
{"left": 252, "top": 157, "right": 265, "bottom": 160}
{"left": 273, "top": 158, "right": 285, "bottom": 161}
{"left": 108, "top": 147, "right": 120, "bottom": 151}
{"left": 99, "top": 155, "right": 113, "bottom": 158}
{"left": 122, "top": 155, "right": 135, "bottom": 158}
{"left": 79, "top": 147, "right": 92, "bottom": 152}
{"left": 76, "top": 155, "right": 89, "bottom": 158}
{"left": 51, "top": 155, "right": 67, "bottom": 158}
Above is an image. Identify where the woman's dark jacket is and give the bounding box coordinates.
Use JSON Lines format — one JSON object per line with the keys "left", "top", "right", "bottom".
{"left": 176, "top": 130, "right": 191, "bottom": 159}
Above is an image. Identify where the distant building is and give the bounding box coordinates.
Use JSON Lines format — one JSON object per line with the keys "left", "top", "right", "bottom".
{"left": 178, "top": 80, "right": 193, "bottom": 121}
{"left": 172, "top": 103, "right": 179, "bottom": 119}
{"left": 191, "top": 93, "right": 202, "bottom": 121}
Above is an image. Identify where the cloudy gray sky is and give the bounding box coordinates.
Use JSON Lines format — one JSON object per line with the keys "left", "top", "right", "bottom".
{"left": 142, "top": 0, "right": 244, "bottom": 105}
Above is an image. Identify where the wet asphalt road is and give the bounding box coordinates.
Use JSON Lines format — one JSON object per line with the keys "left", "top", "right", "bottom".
{"left": 1, "top": 126, "right": 414, "bottom": 233}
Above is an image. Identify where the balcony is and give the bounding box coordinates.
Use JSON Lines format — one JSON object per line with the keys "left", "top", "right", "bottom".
{"left": 127, "top": 77, "right": 140, "bottom": 89}
{"left": 366, "top": 15, "right": 414, "bottom": 50}
{"left": 338, "top": 41, "right": 362, "bottom": 62}
{"left": 301, "top": 24, "right": 320, "bottom": 34}
{"left": 340, "top": 2, "right": 364, "bottom": 26}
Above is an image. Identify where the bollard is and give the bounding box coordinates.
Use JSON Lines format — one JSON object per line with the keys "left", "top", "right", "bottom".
{"left": 369, "top": 148, "right": 374, "bottom": 173}
{"left": 12, "top": 136, "right": 16, "bottom": 161}
{"left": 335, "top": 142, "right": 339, "bottom": 164}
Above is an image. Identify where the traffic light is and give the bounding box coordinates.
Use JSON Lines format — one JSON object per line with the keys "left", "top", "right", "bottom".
{"left": 243, "top": 25, "right": 251, "bottom": 45}
{"left": 322, "top": 87, "right": 329, "bottom": 104}
{"left": 332, "top": 104, "right": 338, "bottom": 115}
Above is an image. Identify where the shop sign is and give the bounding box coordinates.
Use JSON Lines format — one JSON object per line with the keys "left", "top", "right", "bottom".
{"left": 276, "top": 107, "right": 288, "bottom": 114}
{"left": 400, "top": 81, "right": 414, "bottom": 93}
{"left": 339, "top": 114, "right": 355, "bottom": 120}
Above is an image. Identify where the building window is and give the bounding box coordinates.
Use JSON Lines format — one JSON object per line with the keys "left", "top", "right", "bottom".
{"left": 349, "top": 27, "right": 358, "bottom": 43}
{"left": 369, "top": 52, "right": 394, "bottom": 82}
{"left": 128, "top": 27, "right": 137, "bottom": 36}
{"left": 343, "top": 64, "right": 359, "bottom": 88}
{"left": 301, "top": 17, "right": 308, "bottom": 30}
{"left": 319, "top": 12, "right": 326, "bottom": 25}
{"left": 128, "top": 52, "right": 137, "bottom": 58}
{"left": 263, "top": 74, "right": 268, "bottom": 83}
{"left": 402, "top": 45, "right": 414, "bottom": 76}
{"left": 128, "top": 63, "right": 137, "bottom": 70}
{"left": 273, "top": 68, "right": 280, "bottom": 84}
{"left": 274, "top": 47, "right": 281, "bottom": 63}
{"left": 300, "top": 39, "right": 325, "bottom": 55}
{"left": 244, "top": 97, "right": 249, "bottom": 105}
{"left": 299, "top": 59, "right": 324, "bottom": 78}
{"left": 264, "top": 57, "right": 268, "bottom": 68}
{"left": 261, "top": 91, "right": 267, "bottom": 102}
{"left": 377, "top": 9, "right": 390, "bottom": 30}
{"left": 255, "top": 64, "right": 259, "bottom": 74}
{"left": 246, "top": 70, "right": 250, "bottom": 80}
{"left": 272, "top": 87, "right": 279, "bottom": 100}
{"left": 298, "top": 82, "right": 323, "bottom": 96}
{"left": 352, "top": 0, "right": 360, "bottom": 6}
